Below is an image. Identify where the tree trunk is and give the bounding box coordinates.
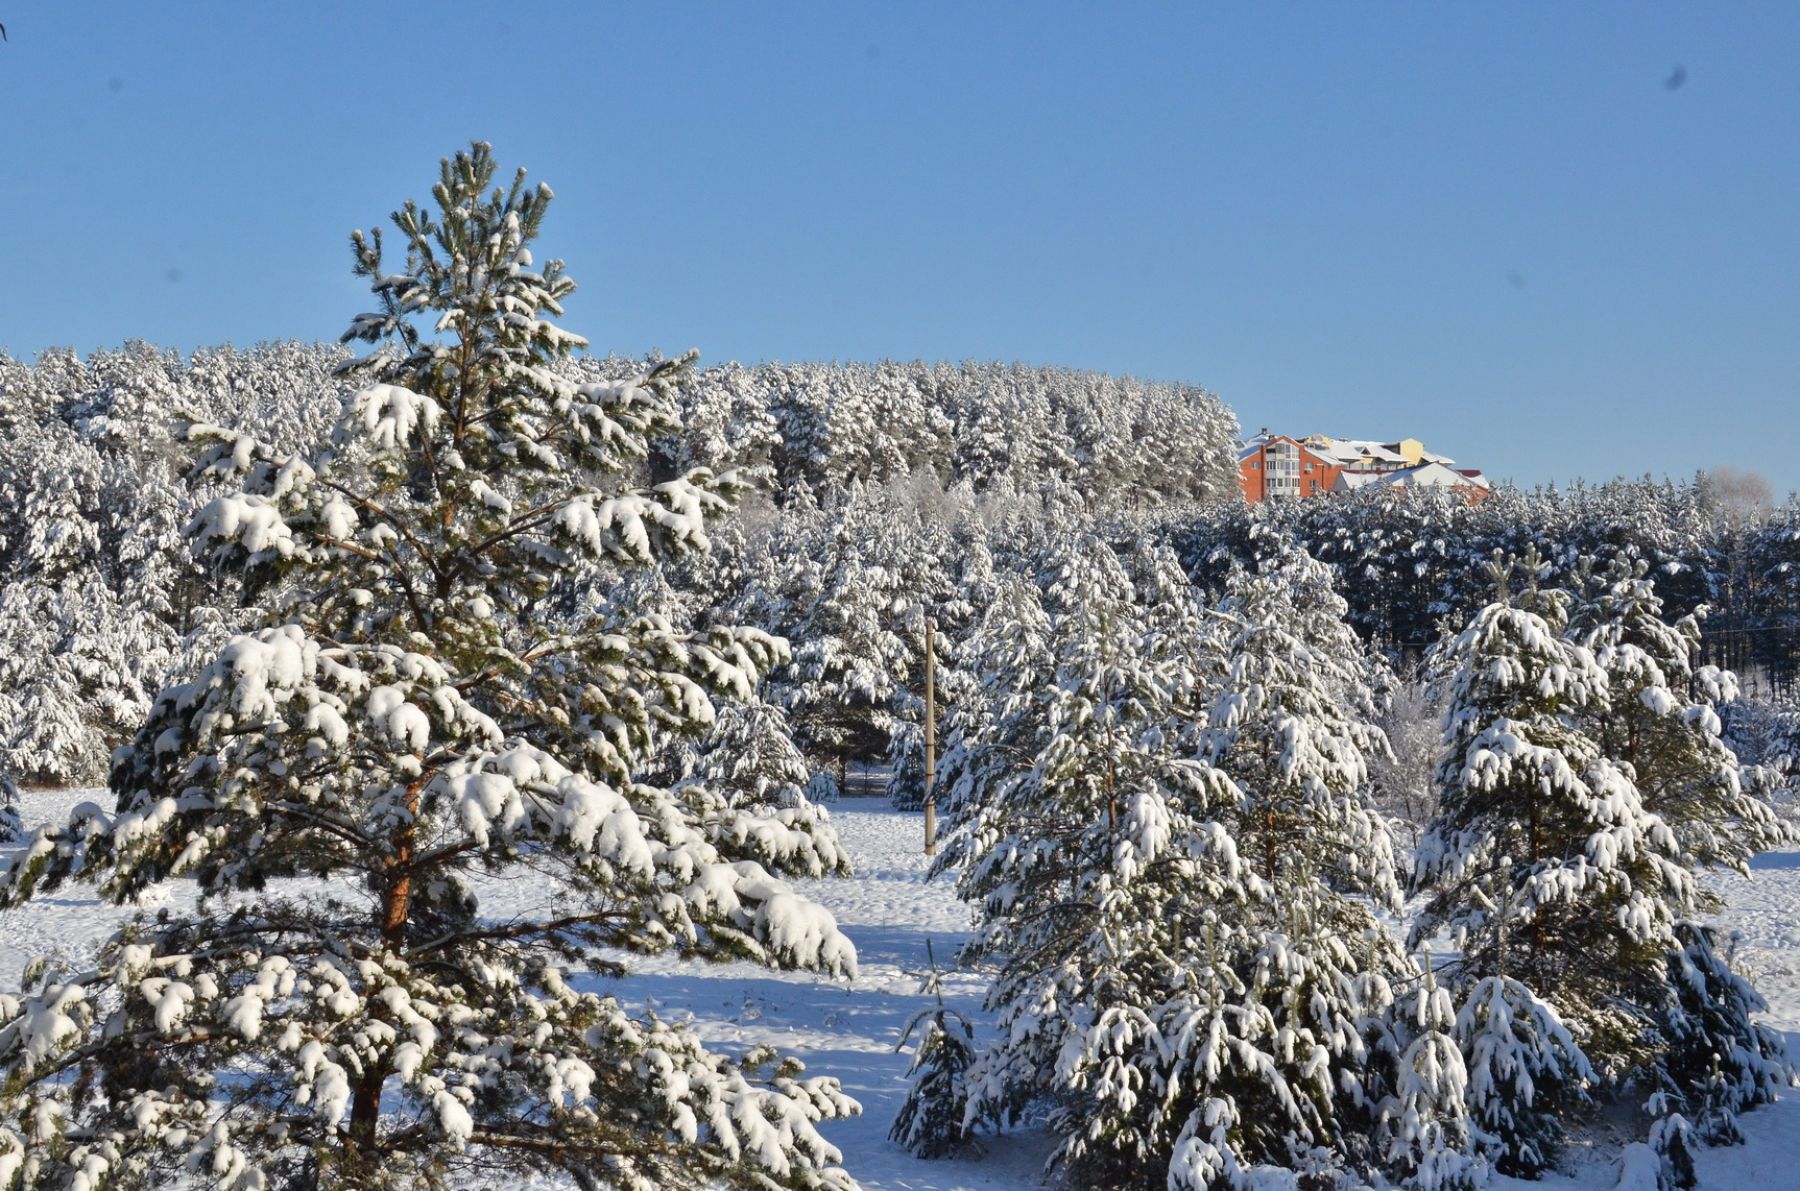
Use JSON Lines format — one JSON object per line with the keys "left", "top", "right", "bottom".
{"left": 348, "top": 774, "right": 422, "bottom": 1160}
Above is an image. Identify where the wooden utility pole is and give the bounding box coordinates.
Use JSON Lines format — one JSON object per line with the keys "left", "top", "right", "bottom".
{"left": 923, "top": 617, "right": 938, "bottom": 855}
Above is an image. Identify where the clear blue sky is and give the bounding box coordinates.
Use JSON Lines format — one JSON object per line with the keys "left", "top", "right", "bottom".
{"left": 3, "top": 3, "right": 1796, "bottom": 495}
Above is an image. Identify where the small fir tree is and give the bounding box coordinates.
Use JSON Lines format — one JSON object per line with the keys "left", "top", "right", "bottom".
{"left": 889, "top": 940, "right": 977, "bottom": 1159}
{"left": 1376, "top": 962, "right": 1484, "bottom": 1191}
{"left": 1454, "top": 974, "right": 1594, "bottom": 1178}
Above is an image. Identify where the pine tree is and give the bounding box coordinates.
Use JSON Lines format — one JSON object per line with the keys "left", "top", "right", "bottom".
{"left": 1645, "top": 1114, "right": 1699, "bottom": 1190}
{"left": 1568, "top": 555, "right": 1794, "bottom": 1153}
{"left": 1454, "top": 974, "right": 1593, "bottom": 1177}
{"left": 884, "top": 719, "right": 928, "bottom": 811}
{"left": 929, "top": 571, "right": 1054, "bottom": 875}
{"left": 0, "top": 144, "right": 860, "bottom": 1191}
{"left": 783, "top": 525, "right": 909, "bottom": 787}
{"left": 889, "top": 940, "right": 977, "bottom": 1159}
{"left": 1416, "top": 550, "right": 1695, "bottom": 1062}
{"left": 1369, "top": 680, "right": 1444, "bottom": 849}
{"left": 1652, "top": 922, "right": 1788, "bottom": 1146}
{"left": 691, "top": 693, "right": 830, "bottom": 822}
{"left": 1202, "top": 545, "right": 1402, "bottom": 906}
{"left": 938, "top": 537, "right": 1424, "bottom": 1189}
{"left": 1160, "top": 546, "right": 1414, "bottom": 1187}
{"left": 1415, "top": 548, "right": 1706, "bottom": 1171}
{"left": 0, "top": 775, "right": 20, "bottom": 844}
{"left": 1376, "top": 963, "right": 1483, "bottom": 1191}
{"left": 1568, "top": 555, "right": 1791, "bottom": 878}
{"left": 942, "top": 536, "right": 1242, "bottom": 1182}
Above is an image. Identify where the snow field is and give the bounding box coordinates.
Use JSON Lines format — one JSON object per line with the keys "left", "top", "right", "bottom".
{"left": 2, "top": 790, "right": 1796, "bottom": 1190}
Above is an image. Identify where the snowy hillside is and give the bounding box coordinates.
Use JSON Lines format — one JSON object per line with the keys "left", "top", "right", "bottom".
{"left": 5, "top": 789, "right": 1793, "bottom": 1191}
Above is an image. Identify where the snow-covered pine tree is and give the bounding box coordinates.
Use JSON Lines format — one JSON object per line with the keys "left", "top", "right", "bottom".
{"left": 1161, "top": 544, "right": 1415, "bottom": 1186}
{"left": 1415, "top": 548, "right": 1697, "bottom": 1167}
{"left": 885, "top": 719, "right": 928, "bottom": 811}
{"left": 927, "top": 571, "right": 1055, "bottom": 876}
{"left": 0, "top": 580, "right": 112, "bottom": 786}
{"left": 691, "top": 692, "right": 826, "bottom": 815}
{"left": 1568, "top": 554, "right": 1792, "bottom": 877}
{"left": 784, "top": 522, "right": 909, "bottom": 789}
{"left": 1376, "top": 961, "right": 1483, "bottom": 1191}
{"left": 941, "top": 535, "right": 1247, "bottom": 1184}
{"left": 1202, "top": 544, "right": 1401, "bottom": 905}
{"left": 889, "top": 940, "right": 977, "bottom": 1159}
{"left": 1724, "top": 691, "right": 1800, "bottom": 802}
{"left": 0, "top": 144, "right": 861, "bottom": 1191}
{"left": 1654, "top": 922, "right": 1788, "bottom": 1148}
{"left": 1567, "top": 555, "right": 1793, "bottom": 1155}
{"left": 890, "top": 1007, "right": 977, "bottom": 1159}
{"left": 1453, "top": 973, "right": 1594, "bottom": 1178}
{"left": 0, "top": 774, "right": 20, "bottom": 844}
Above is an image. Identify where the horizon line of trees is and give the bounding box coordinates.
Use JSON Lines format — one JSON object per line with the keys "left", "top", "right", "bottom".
{"left": 4, "top": 339, "right": 1800, "bottom": 788}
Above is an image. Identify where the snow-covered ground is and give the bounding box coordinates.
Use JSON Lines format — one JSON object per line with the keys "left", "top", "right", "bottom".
{"left": 3, "top": 789, "right": 1797, "bottom": 1190}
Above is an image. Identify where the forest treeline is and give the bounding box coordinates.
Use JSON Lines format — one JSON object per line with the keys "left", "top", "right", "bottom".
{"left": 1, "top": 340, "right": 1796, "bottom": 785}
{"left": 0, "top": 341, "right": 1242, "bottom": 783}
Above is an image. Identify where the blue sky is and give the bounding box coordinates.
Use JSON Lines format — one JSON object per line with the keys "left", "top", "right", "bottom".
{"left": 2, "top": 3, "right": 1796, "bottom": 495}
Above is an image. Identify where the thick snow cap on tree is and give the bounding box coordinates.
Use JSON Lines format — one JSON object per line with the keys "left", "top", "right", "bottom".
{"left": 0, "top": 143, "right": 862, "bottom": 1191}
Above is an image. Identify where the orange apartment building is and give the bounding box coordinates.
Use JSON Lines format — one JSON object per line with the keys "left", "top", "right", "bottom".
{"left": 1237, "top": 433, "right": 1343, "bottom": 501}
{"left": 1238, "top": 432, "right": 1490, "bottom": 504}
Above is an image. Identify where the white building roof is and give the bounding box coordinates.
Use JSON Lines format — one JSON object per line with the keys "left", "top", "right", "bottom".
{"left": 1332, "top": 462, "right": 1490, "bottom": 493}
{"left": 1305, "top": 436, "right": 1457, "bottom": 468}
{"left": 1237, "top": 431, "right": 1299, "bottom": 461}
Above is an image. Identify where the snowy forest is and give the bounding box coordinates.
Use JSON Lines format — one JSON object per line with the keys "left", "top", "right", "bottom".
{"left": 0, "top": 144, "right": 1797, "bottom": 1190}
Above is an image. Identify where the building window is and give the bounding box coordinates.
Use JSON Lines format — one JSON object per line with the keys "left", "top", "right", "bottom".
{"left": 1250, "top": 460, "right": 1259, "bottom": 469}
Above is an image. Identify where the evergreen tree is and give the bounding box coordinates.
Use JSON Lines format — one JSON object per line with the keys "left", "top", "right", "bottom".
{"left": 940, "top": 537, "right": 1422, "bottom": 1189}
{"left": 1651, "top": 922, "right": 1788, "bottom": 1147}
{"left": 0, "top": 775, "right": 19, "bottom": 844}
{"left": 1202, "top": 545, "right": 1402, "bottom": 906}
{"left": 0, "top": 144, "right": 860, "bottom": 1191}
{"left": 691, "top": 693, "right": 826, "bottom": 819}
{"left": 1415, "top": 549, "right": 1706, "bottom": 1171}
{"left": 1415, "top": 550, "right": 1695, "bottom": 1068}
{"left": 1568, "top": 555, "right": 1794, "bottom": 1157}
{"left": 929, "top": 571, "right": 1055, "bottom": 875}
{"left": 943, "top": 536, "right": 1241, "bottom": 1182}
{"left": 1375, "top": 963, "right": 1482, "bottom": 1191}
{"left": 1568, "top": 555, "right": 1792, "bottom": 879}
{"left": 784, "top": 523, "right": 909, "bottom": 787}
{"left": 889, "top": 941, "right": 977, "bottom": 1159}
{"left": 885, "top": 719, "right": 929, "bottom": 811}
{"left": 1453, "top": 974, "right": 1593, "bottom": 1177}
{"left": 1164, "top": 547, "right": 1414, "bottom": 1187}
